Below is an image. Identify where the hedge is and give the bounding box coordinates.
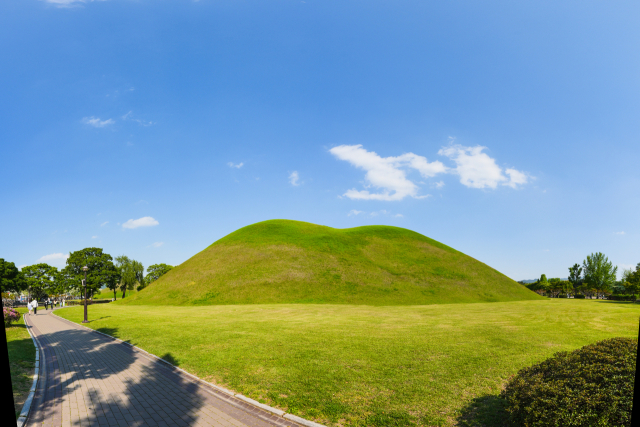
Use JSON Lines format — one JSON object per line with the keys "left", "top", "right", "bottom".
{"left": 501, "top": 337, "right": 636, "bottom": 427}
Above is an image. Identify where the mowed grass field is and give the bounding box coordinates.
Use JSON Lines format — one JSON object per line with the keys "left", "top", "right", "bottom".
{"left": 57, "top": 299, "right": 640, "bottom": 426}
{"left": 6, "top": 307, "right": 36, "bottom": 419}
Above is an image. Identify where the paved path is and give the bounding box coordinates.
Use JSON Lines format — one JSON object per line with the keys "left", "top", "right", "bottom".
{"left": 24, "top": 309, "right": 301, "bottom": 427}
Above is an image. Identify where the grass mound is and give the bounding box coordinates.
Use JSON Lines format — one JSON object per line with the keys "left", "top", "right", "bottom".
{"left": 122, "top": 219, "right": 540, "bottom": 305}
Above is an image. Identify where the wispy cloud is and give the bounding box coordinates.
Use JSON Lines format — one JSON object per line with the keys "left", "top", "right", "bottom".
{"left": 395, "top": 213, "right": 404, "bottom": 218}
{"left": 329, "top": 145, "right": 445, "bottom": 201}
{"left": 122, "top": 216, "right": 159, "bottom": 229}
{"left": 614, "top": 231, "right": 626, "bottom": 235}
{"left": 100, "top": 221, "right": 109, "bottom": 227}
{"left": 82, "top": 116, "right": 114, "bottom": 128}
{"left": 43, "top": 0, "right": 102, "bottom": 7}
{"left": 433, "top": 181, "right": 445, "bottom": 189}
{"left": 37, "top": 253, "right": 69, "bottom": 267}
{"left": 289, "top": 171, "right": 300, "bottom": 186}
{"left": 92, "top": 236, "right": 98, "bottom": 239}
{"left": 228, "top": 162, "right": 244, "bottom": 169}
{"left": 438, "top": 145, "right": 529, "bottom": 189}
{"left": 348, "top": 210, "right": 364, "bottom": 216}
{"left": 148, "top": 242, "right": 164, "bottom": 248}
{"left": 122, "top": 111, "right": 155, "bottom": 126}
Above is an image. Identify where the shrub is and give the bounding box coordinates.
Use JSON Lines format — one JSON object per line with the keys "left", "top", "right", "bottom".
{"left": 573, "top": 294, "right": 585, "bottom": 299}
{"left": 608, "top": 295, "right": 637, "bottom": 302}
{"left": 501, "top": 337, "right": 636, "bottom": 427}
{"left": 3, "top": 307, "right": 21, "bottom": 326}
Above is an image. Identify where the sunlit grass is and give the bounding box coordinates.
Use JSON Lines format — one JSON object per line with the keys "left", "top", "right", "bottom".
{"left": 57, "top": 299, "right": 640, "bottom": 426}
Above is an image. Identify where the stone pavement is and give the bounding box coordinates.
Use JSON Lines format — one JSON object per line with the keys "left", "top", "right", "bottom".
{"left": 24, "top": 309, "right": 302, "bottom": 427}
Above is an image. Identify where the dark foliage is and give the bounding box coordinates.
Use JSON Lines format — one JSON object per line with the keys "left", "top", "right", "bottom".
{"left": 501, "top": 338, "right": 636, "bottom": 427}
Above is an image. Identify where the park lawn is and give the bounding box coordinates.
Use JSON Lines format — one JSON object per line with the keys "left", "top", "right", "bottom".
{"left": 6, "top": 307, "right": 36, "bottom": 419}
{"left": 57, "top": 300, "right": 640, "bottom": 427}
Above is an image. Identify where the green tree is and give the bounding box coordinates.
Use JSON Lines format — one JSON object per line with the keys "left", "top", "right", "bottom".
{"left": 625, "top": 263, "right": 640, "bottom": 299}
{"left": 582, "top": 252, "right": 617, "bottom": 299}
{"left": 143, "top": 263, "right": 173, "bottom": 289}
{"left": 548, "top": 278, "right": 563, "bottom": 298}
{"left": 0, "top": 258, "right": 27, "bottom": 294}
{"left": 115, "top": 256, "right": 144, "bottom": 298}
{"left": 22, "top": 263, "right": 58, "bottom": 300}
{"left": 568, "top": 263, "right": 582, "bottom": 294}
{"left": 560, "top": 280, "right": 574, "bottom": 296}
{"left": 63, "top": 248, "right": 119, "bottom": 298}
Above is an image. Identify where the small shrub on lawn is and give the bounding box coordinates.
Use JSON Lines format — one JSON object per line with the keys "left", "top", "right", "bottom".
{"left": 501, "top": 337, "right": 636, "bottom": 427}
{"left": 4, "top": 307, "right": 21, "bottom": 326}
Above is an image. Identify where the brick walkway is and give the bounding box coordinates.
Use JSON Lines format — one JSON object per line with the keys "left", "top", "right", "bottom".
{"left": 24, "top": 309, "right": 301, "bottom": 427}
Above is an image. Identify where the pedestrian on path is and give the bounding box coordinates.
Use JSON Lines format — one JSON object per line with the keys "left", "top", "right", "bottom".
{"left": 27, "top": 301, "right": 33, "bottom": 316}
{"left": 32, "top": 298, "right": 38, "bottom": 314}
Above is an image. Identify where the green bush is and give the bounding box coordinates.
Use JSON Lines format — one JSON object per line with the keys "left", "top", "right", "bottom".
{"left": 608, "top": 295, "right": 637, "bottom": 302}
{"left": 573, "top": 294, "right": 585, "bottom": 299}
{"left": 501, "top": 337, "right": 636, "bottom": 427}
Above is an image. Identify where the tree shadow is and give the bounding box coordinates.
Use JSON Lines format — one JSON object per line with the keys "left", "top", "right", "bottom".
{"left": 456, "top": 395, "right": 512, "bottom": 427}
{"left": 24, "top": 317, "right": 244, "bottom": 427}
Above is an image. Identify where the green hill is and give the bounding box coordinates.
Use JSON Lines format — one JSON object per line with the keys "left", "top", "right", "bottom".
{"left": 121, "top": 219, "right": 541, "bottom": 306}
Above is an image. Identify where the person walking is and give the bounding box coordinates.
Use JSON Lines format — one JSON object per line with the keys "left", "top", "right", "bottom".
{"left": 32, "top": 298, "right": 38, "bottom": 315}
{"left": 27, "top": 301, "right": 32, "bottom": 316}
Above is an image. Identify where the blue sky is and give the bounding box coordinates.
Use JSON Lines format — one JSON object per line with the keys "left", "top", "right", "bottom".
{"left": 2, "top": 0, "right": 639, "bottom": 281}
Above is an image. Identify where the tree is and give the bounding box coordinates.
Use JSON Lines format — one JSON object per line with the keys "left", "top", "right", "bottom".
{"left": 527, "top": 274, "right": 549, "bottom": 296}
{"left": 0, "top": 258, "right": 27, "bottom": 294}
{"left": 22, "top": 263, "right": 58, "bottom": 300}
{"left": 143, "top": 263, "right": 173, "bottom": 289}
{"left": 548, "top": 278, "right": 563, "bottom": 298}
{"left": 560, "top": 280, "right": 574, "bottom": 296}
{"left": 582, "top": 252, "right": 617, "bottom": 299}
{"left": 63, "top": 248, "right": 119, "bottom": 299}
{"left": 115, "top": 256, "right": 144, "bottom": 298}
{"left": 568, "top": 264, "right": 582, "bottom": 292}
{"left": 625, "top": 263, "right": 640, "bottom": 299}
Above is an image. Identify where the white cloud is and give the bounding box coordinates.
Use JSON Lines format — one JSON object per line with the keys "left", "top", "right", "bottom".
{"left": 82, "top": 116, "right": 114, "bottom": 128}
{"left": 614, "top": 231, "right": 626, "bottom": 235}
{"left": 330, "top": 145, "right": 446, "bottom": 201}
{"left": 100, "top": 221, "right": 109, "bottom": 227}
{"left": 37, "top": 253, "right": 69, "bottom": 267}
{"left": 348, "top": 210, "right": 364, "bottom": 216}
{"left": 122, "top": 111, "right": 155, "bottom": 126}
{"left": 228, "top": 162, "right": 244, "bottom": 169}
{"left": 149, "top": 242, "right": 164, "bottom": 248}
{"left": 92, "top": 236, "right": 98, "bottom": 239}
{"left": 122, "top": 216, "right": 159, "bottom": 229}
{"left": 395, "top": 213, "right": 404, "bottom": 218}
{"left": 438, "top": 145, "right": 529, "bottom": 189}
{"left": 289, "top": 171, "right": 300, "bottom": 186}
{"left": 434, "top": 181, "right": 445, "bottom": 189}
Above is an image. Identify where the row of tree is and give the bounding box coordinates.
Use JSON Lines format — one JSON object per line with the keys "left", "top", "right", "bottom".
{"left": 0, "top": 247, "right": 173, "bottom": 301}
{"left": 522, "top": 252, "right": 640, "bottom": 299}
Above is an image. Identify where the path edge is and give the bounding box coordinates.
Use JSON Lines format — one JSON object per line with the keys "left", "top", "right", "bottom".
{"left": 16, "top": 314, "right": 41, "bottom": 427}
{"left": 51, "top": 310, "right": 327, "bottom": 427}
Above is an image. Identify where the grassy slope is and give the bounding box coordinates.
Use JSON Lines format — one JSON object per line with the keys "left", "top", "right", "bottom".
{"left": 6, "top": 307, "right": 36, "bottom": 419}
{"left": 56, "top": 300, "right": 640, "bottom": 427}
{"left": 122, "top": 220, "right": 540, "bottom": 305}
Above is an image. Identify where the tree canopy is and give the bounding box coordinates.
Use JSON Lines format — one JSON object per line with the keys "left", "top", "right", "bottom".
{"left": 144, "top": 263, "right": 173, "bottom": 288}
{"left": 0, "top": 258, "right": 26, "bottom": 294}
{"left": 115, "top": 255, "right": 144, "bottom": 298}
{"left": 22, "top": 263, "right": 58, "bottom": 300}
{"left": 582, "top": 252, "right": 617, "bottom": 298}
{"left": 62, "top": 248, "right": 119, "bottom": 297}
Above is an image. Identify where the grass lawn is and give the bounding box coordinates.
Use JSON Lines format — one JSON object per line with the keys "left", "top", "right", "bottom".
{"left": 57, "top": 300, "right": 640, "bottom": 426}
{"left": 5, "top": 307, "right": 36, "bottom": 419}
